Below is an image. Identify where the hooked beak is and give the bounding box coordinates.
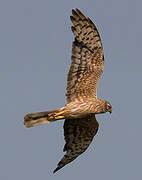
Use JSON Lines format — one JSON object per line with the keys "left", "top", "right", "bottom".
{"left": 109, "top": 108, "right": 112, "bottom": 114}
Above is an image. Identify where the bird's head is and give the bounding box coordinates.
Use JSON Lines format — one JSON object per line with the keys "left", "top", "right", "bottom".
{"left": 105, "top": 101, "right": 112, "bottom": 114}
{"left": 94, "top": 99, "right": 112, "bottom": 114}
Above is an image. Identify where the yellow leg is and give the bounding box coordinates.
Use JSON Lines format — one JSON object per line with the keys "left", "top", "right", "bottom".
{"left": 54, "top": 111, "right": 65, "bottom": 119}
{"left": 55, "top": 115, "right": 64, "bottom": 119}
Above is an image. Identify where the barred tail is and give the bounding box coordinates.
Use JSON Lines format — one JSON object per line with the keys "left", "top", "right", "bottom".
{"left": 24, "top": 108, "right": 65, "bottom": 128}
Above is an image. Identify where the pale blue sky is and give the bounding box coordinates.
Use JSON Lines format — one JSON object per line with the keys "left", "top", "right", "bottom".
{"left": 0, "top": 0, "right": 141, "bottom": 179}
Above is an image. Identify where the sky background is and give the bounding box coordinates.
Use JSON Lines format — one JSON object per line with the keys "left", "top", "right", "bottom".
{"left": 0, "top": 0, "right": 141, "bottom": 179}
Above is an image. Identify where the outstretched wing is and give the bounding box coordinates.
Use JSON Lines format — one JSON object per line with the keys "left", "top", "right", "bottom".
{"left": 66, "top": 9, "right": 104, "bottom": 104}
{"left": 53, "top": 115, "right": 99, "bottom": 173}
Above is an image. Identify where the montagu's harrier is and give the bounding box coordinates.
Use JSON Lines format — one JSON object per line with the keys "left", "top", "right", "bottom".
{"left": 24, "top": 8, "right": 112, "bottom": 173}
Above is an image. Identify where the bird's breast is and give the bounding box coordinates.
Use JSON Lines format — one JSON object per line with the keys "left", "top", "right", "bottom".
{"left": 65, "top": 100, "right": 97, "bottom": 118}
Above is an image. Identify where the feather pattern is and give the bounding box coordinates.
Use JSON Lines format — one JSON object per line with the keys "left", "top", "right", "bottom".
{"left": 66, "top": 9, "right": 104, "bottom": 103}
{"left": 53, "top": 115, "right": 99, "bottom": 173}
{"left": 24, "top": 8, "right": 112, "bottom": 174}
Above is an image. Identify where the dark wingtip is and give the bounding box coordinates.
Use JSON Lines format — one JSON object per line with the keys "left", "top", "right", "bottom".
{"left": 72, "top": 9, "right": 75, "bottom": 13}
{"left": 75, "top": 8, "right": 82, "bottom": 15}
{"left": 53, "top": 166, "right": 61, "bottom": 174}
{"left": 53, "top": 161, "right": 65, "bottom": 174}
{"left": 53, "top": 169, "right": 57, "bottom": 174}
{"left": 72, "top": 9, "right": 78, "bottom": 16}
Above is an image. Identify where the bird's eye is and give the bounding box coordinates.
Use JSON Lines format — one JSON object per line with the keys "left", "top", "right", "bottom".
{"left": 107, "top": 103, "right": 111, "bottom": 109}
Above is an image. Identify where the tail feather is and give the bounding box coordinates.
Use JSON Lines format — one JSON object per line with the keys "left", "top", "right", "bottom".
{"left": 24, "top": 109, "right": 65, "bottom": 128}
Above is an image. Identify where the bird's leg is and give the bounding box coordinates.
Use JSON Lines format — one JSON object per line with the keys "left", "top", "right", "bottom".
{"left": 54, "top": 111, "right": 65, "bottom": 119}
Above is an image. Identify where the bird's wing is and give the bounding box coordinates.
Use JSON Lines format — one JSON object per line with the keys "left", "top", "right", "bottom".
{"left": 53, "top": 115, "right": 99, "bottom": 173}
{"left": 66, "top": 9, "right": 104, "bottom": 104}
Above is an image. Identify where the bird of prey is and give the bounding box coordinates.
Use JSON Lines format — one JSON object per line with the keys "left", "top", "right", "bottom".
{"left": 24, "top": 8, "right": 112, "bottom": 173}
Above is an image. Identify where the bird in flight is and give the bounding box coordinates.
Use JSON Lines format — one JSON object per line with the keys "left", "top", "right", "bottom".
{"left": 24, "top": 8, "right": 112, "bottom": 173}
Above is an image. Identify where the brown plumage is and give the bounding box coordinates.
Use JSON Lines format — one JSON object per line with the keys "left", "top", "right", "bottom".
{"left": 24, "top": 8, "right": 112, "bottom": 173}
{"left": 53, "top": 115, "right": 99, "bottom": 173}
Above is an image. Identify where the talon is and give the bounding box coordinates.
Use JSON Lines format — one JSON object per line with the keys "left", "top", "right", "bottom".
{"left": 54, "top": 111, "right": 65, "bottom": 119}
{"left": 54, "top": 111, "right": 65, "bottom": 117}
{"left": 55, "top": 115, "right": 65, "bottom": 119}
